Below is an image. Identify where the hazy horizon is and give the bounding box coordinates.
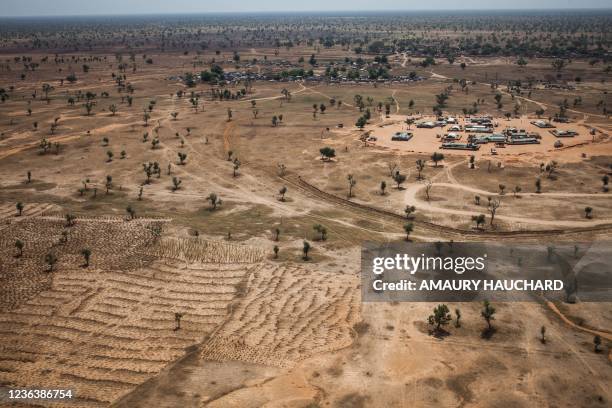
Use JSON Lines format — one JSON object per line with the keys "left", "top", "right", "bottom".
{"left": 2, "top": 0, "right": 611, "bottom": 17}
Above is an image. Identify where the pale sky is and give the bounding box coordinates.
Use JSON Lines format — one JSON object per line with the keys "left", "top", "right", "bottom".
{"left": 2, "top": 0, "right": 610, "bottom": 17}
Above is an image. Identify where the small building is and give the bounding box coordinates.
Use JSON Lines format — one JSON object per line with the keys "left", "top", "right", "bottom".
{"left": 391, "top": 132, "right": 413, "bottom": 141}
{"left": 441, "top": 142, "right": 480, "bottom": 150}
{"left": 551, "top": 129, "right": 578, "bottom": 137}
{"left": 417, "top": 121, "right": 436, "bottom": 128}
{"left": 531, "top": 120, "right": 555, "bottom": 128}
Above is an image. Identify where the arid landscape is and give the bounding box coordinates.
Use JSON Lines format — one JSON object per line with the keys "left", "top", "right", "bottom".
{"left": 0, "top": 7, "right": 611, "bottom": 408}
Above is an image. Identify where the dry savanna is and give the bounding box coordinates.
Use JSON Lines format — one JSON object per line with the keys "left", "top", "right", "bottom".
{"left": 0, "top": 10, "right": 611, "bottom": 408}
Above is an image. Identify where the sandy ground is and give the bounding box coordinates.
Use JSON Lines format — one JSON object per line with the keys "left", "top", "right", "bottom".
{"left": 371, "top": 114, "right": 610, "bottom": 162}
{"left": 0, "top": 47, "right": 610, "bottom": 408}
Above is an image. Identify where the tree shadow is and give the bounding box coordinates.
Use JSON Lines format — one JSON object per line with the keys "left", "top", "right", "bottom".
{"left": 429, "top": 327, "right": 451, "bottom": 339}
{"left": 480, "top": 327, "right": 497, "bottom": 340}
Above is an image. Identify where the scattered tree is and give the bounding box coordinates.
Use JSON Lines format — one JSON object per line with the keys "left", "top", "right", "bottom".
{"left": 207, "top": 193, "right": 222, "bottom": 210}
{"left": 403, "top": 223, "right": 414, "bottom": 241}
{"left": 302, "top": 240, "right": 311, "bottom": 261}
{"left": 45, "top": 252, "right": 58, "bottom": 272}
{"left": 481, "top": 300, "right": 496, "bottom": 332}
{"left": 14, "top": 240, "right": 24, "bottom": 258}
{"left": 81, "top": 248, "right": 91, "bottom": 267}
{"left": 428, "top": 304, "right": 452, "bottom": 333}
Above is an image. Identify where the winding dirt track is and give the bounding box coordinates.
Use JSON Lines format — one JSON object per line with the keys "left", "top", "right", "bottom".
{"left": 278, "top": 173, "right": 612, "bottom": 240}
{"left": 403, "top": 181, "right": 612, "bottom": 228}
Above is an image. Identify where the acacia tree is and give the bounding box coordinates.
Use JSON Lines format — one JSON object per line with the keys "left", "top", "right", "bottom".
{"left": 172, "top": 177, "right": 182, "bottom": 191}
{"left": 14, "top": 240, "right": 24, "bottom": 257}
{"left": 279, "top": 186, "right": 287, "bottom": 201}
{"left": 403, "top": 223, "right": 414, "bottom": 240}
{"left": 424, "top": 180, "right": 433, "bottom": 201}
{"left": 387, "top": 162, "right": 399, "bottom": 177}
{"left": 45, "top": 252, "right": 58, "bottom": 272}
{"left": 428, "top": 304, "right": 451, "bottom": 333}
{"left": 431, "top": 152, "right": 444, "bottom": 167}
{"left": 393, "top": 172, "right": 407, "bottom": 189}
{"left": 126, "top": 205, "right": 136, "bottom": 220}
{"left": 233, "top": 159, "right": 241, "bottom": 177}
{"left": 347, "top": 174, "right": 356, "bottom": 198}
{"left": 488, "top": 198, "right": 501, "bottom": 226}
{"left": 81, "top": 248, "right": 91, "bottom": 267}
{"left": 416, "top": 159, "right": 425, "bottom": 179}
{"left": 481, "top": 300, "right": 496, "bottom": 332}
{"left": 207, "top": 193, "right": 222, "bottom": 210}
{"left": 380, "top": 181, "right": 387, "bottom": 195}
{"left": 472, "top": 214, "right": 486, "bottom": 230}
{"left": 65, "top": 213, "right": 76, "bottom": 227}
{"left": 594, "top": 335, "right": 602, "bottom": 353}
{"left": 302, "top": 240, "right": 311, "bottom": 261}
{"left": 320, "top": 147, "right": 336, "bottom": 161}
{"left": 313, "top": 224, "right": 327, "bottom": 241}
{"left": 174, "top": 313, "right": 183, "bottom": 331}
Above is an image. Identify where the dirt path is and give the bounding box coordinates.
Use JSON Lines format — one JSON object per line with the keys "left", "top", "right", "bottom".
{"left": 428, "top": 68, "right": 608, "bottom": 119}
{"left": 281, "top": 174, "right": 612, "bottom": 239}
{"left": 391, "top": 90, "right": 400, "bottom": 114}
{"left": 0, "top": 133, "right": 81, "bottom": 160}
{"left": 245, "top": 83, "right": 307, "bottom": 103}
{"left": 404, "top": 181, "right": 612, "bottom": 228}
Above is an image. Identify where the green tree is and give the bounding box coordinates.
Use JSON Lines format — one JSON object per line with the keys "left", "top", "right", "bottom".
{"left": 594, "top": 335, "right": 602, "bottom": 353}
{"left": 172, "top": 176, "right": 182, "bottom": 191}
{"left": 15, "top": 240, "right": 24, "bottom": 257}
{"left": 319, "top": 147, "right": 336, "bottom": 161}
{"left": 404, "top": 205, "right": 416, "bottom": 219}
{"left": 126, "top": 205, "right": 135, "bottom": 220}
{"left": 481, "top": 300, "right": 496, "bottom": 331}
{"left": 393, "top": 172, "right": 407, "bottom": 189}
{"left": 403, "top": 223, "right": 414, "bottom": 241}
{"left": 428, "top": 304, "right": 452, "bottom": 332}
{"left": 279, "top": 186, "right": 287, "bottom": 201}
{"left": 356, "top": 116, "right": 367, "bottom": 130}
{"left": 431, "top": 152, "right": 444, "bottom": 167}
{"left": 313, "top": 224, "right": 327, "bottom": 241}
{"left": 472, "top": 214, "right": 486, "bottom": 229}
{"left": 81, "top": 248, "right": 91, "bottom": 267}
{"left": 302, "top": 240, "right": 311, "bottom": 261}
{"left": 45, "top": 252, "right": 58, "bottom": 272}
{"left": 207, "top": 193, "right": 222, "bottom": 210}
